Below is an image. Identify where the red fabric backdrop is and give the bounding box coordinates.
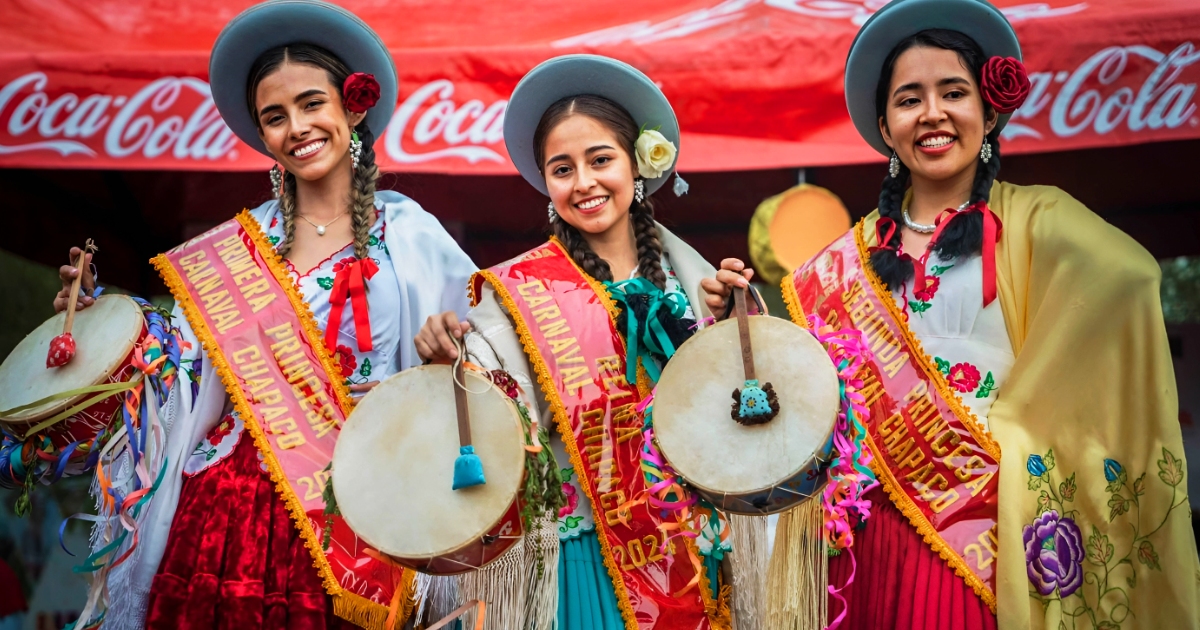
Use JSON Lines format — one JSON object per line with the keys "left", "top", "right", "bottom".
{"left": 1, "top": 0, "right": 1198, "bottom": 173}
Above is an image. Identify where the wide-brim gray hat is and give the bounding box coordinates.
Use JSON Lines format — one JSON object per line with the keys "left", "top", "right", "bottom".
{"left": 504, "top": 54, "right": 680, "bottom": 197}
{"left": 845, "top": 0, "right": 1021, "bottom": 157}
{"left": 209, "top": 0, "right": 398, "bottom": 158}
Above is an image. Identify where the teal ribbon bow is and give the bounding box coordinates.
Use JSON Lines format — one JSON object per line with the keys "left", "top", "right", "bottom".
{"left": 604, "top": 277, "right": 688, "bottom": 384}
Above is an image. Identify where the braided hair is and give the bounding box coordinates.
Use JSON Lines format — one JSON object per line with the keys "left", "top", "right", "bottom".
{"left": 247, "top": 43, "right": 381, "bottom": 260}
{"left": 870, "top": 29, "right": 1004, "bottom": 291}
{"left": 533, "top": 95, "right": 668, "bottom": 290}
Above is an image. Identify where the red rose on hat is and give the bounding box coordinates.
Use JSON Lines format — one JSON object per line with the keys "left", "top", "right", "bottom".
{"left": 342, "top": 72, "right": 381, "bottom": 114}
{"left": 981, "top": 56, "right": 1031, "bottom": 114}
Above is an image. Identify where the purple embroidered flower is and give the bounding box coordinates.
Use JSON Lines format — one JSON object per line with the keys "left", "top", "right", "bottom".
{"left": 1023, "top": 510, "right": 1084, "bottom": 597}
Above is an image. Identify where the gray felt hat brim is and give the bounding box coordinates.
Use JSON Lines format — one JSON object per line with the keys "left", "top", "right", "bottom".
{"left": 209, "top": 0, "right": 398, "bottom": 158}
{"left": 845, "top": 0, "right": 1021, "bottom": 157}
{"left": 504, "top": 55, "right": 680, "bottom": 197}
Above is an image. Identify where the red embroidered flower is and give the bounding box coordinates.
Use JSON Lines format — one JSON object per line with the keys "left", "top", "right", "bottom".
{"left": 209, "top": 417, "right": 233, "bottom": 445}
{"left": 981, "top": 56, "right": 1031, "bottom": 114}
{"left": 913, "top": 275, "right": 941, "bottom": 302}
{"left": 334, "top": 344, "right": 357, "bottom": 377}
{"left": 559, "top": 483, "right": 579, "bottom": 518}
{"left": 270, "top": 216, "right": 279, "bottom": 229}
{"left": 947, "top": 362, "right": 982, "bottom": 393}
{"left": 331, "top": 256, "right": 357, "bottom": 273}
{"left": 342, "top": 72, "right": 381, "bottom": 114}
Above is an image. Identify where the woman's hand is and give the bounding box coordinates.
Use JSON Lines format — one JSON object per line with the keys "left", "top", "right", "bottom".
{"left": 54, "top": 247, "right": 96, "bottom": 313}
{"left": 415, "top": 311, "right": 471, "bottom": 363}
{"left": 699, "top": 258, "right": 755, "bottom": 318}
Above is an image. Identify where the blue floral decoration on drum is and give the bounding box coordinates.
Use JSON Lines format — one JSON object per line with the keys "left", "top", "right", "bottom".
{"left": 732, "top": 378, "right": 779, "bottom": 426}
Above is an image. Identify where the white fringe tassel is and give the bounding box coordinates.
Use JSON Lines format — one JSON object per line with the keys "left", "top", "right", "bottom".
{"left": 522, "top": 513, "right": 561, "bottom": 630}
{"left": 765, "top": 498, "right": 828, "bottom": 630}
{"left": 458, "top": 536, "right": 528, "bottom": 630}
{"left": 727, "top": 514, "right": 769, "bottom": 629}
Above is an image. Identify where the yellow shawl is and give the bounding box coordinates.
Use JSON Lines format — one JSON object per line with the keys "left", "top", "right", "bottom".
{"left": 860, "top": 180, "right": 1200, "bottom": 629}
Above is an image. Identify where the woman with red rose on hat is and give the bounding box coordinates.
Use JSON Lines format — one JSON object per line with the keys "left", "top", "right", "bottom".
{"left": 50, "top": 2, "right": 476, "bottom": 629}
{"left": 704, "top": 0, "right": 1200, "bottom": 628}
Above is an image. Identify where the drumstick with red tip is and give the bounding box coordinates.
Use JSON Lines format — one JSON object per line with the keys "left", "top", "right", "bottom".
{"left": 47, "top": 239, "right": 97, "bottom": 368}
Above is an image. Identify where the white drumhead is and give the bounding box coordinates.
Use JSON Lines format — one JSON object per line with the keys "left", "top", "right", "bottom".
{"left": 0, "top": 295, "right": 144, "bottom": 423}
{"left": 653, "top": 316, "right": 839, "bottom": 495}
{"left": 333, "top": 365, "right": 526, "bottom": 560}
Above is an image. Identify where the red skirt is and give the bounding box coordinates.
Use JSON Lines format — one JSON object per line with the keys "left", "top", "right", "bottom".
{"left": 827, "top": 487, "right": 997, "bottom": 630}
{"left": 146, "top": 431, "right": 350, "bottom": 630}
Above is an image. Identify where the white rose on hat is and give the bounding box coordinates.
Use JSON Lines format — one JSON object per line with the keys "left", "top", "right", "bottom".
{"left": 635, "top": 129, "right": 677, "bottom": 180}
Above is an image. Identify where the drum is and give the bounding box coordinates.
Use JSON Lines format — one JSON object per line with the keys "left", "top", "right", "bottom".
{"left": 333, "top": 364, "right": 528, "bottom": 575}
{"left": 0, "top": 295, "right": 147, "bottom": 470}
{"left": 652, "top": 303, "right": 840, "bottom": 515}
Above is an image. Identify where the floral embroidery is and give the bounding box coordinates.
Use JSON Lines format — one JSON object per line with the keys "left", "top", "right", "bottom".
{"left": 268, "top": 235, "right": 281, "bottom": 246}
{"left": 208, "top": 417, "right": 233, "bottom": 445}
{"left": 559, "top": 483, "right": 579, "bottom": 518}
{"left": 934, "top": 357, "right": 996, "bottom": 398}
{"left": 181, "top": 358, "right": 202, "bottom": 410}
{"left": 333, "top": 344, "right": 357, "bottom": 377}
{"left": 332, "top": 256, "right": 357, "bottom": 273}
{"left": 1025, "top": 448, "right": 1190, "bottom": 628}
{"left": 270, "top": 216, "right": 279, "bottom": 229}
{"left": 345, "top": 357, "right": 374, "bottom": 386}
{"left": 316, "top": 276, "right": 334, "bottom": 290}
{"left": 185, "top": 413, "right": 244, "bottom": 476}
{"left": 908, "top": 263, "right": 954, "bottom": 316}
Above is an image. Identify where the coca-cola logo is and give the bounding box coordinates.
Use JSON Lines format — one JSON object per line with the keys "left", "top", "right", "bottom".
{"left": 764, "top": 0, "right": 1087, "bottom": 25}
{"left": 383, "top": 79, "right": 506, "bottom": 164}
{"left": 1003, "top": 43, "right": 1200, "bottom": 140}
{"left": 0, "top": 72, "right": 238, "bottom": 161}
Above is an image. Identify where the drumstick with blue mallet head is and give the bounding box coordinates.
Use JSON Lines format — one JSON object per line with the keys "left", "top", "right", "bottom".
{"left": 451, "top": 335, "right": 487, "bottom": 489}
{"left": 729, "top": 285, "right": 780, "bottom": 425}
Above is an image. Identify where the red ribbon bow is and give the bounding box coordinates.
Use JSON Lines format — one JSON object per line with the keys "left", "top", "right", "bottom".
{"left": 874, "top": 204, "right": 1003, "bottom": 308}
{"left": 928, "top": 201, "right": 1003, "bottom": 307}
{"left": 325, "top": 257, "right": 379, "bottom": 354}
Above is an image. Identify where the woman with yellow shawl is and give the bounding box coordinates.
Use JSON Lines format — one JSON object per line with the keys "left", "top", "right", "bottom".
{"left": 704, "top": 0, "right": 1200, "bottom": 628}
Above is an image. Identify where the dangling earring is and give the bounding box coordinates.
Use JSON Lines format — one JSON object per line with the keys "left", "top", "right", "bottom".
{"left": 888, "top": 152, "right": 901, "bottom": 178}
{"left": 633, "top": 177, "right": 646, "bottom": 204}
{"left": 270, "top": 164, "right": 284, "bottom": 198}
{"left": 980, "top": 141, "right": 993, "bottom": 164}
{"left": 547, "top": 201, "right": 558, "bottom": 222}
{"left": 349, "top": 131, "right": 363, "bottom": 171}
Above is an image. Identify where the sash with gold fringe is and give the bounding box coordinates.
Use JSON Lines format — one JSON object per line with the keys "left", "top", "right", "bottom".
{"left": 470, "top": 238, "right": 728, "bottom": 630}
{"left": 152, "top": 211, "right": 414, "bottom": 629}
{"left": 781, "top": 225, "right": 1001, "bottom": 611}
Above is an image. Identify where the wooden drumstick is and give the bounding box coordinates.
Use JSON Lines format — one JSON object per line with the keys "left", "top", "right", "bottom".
{"left": 451, "top": 336, "right": 486, "bottom": 489}
{"left": 47, "top": 239, "right": 96, "bottom": 368}
{"left": 734, "top": 287, "right": 756, "bottom": 382}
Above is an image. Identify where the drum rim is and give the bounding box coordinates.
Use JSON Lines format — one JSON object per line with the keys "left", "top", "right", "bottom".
{"left": 0, "top": 295, "right": 145, "bottom": 424}
{"left": 652, "top": 315, "right": 840, "bottom": 498}
{"left": 332, "top": 365, "right": 527, "bottom": 566}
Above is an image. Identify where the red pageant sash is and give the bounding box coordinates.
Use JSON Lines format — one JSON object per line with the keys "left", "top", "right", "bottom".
{"left": 152, "top": 211, "right": 414, "bottom": 629}
{"left": 470, "top": 239, "right": 726, "bottom": 630}
{"left": 781, "top": 224, "right": 1001, "bottom": 611}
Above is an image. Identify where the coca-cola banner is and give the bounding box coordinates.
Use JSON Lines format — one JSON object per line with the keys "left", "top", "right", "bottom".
{"left": 1, "top": 0, "right": 1198, "bottom": 172}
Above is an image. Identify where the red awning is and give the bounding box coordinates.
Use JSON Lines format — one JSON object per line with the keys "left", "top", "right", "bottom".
{"left": 1, "top": 0, "right": 1198, "bottom": 173}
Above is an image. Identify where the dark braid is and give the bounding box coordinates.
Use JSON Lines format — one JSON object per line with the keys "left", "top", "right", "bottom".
{"left": 870, "top": 28, "right": 1003, "bottom": 291}
{"left": 630, "top": 197, "right": 667, "bottom": 290}
{"left": 348, "top": 124, "right": 380, "bottom": 259}
{"left": 870, "top": 161, "right": 915, "bottom": 288}
{"left": 551, "top": 217, "right": 613, "bottom": 282}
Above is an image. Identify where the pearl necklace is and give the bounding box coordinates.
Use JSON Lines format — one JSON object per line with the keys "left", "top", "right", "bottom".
{"left": 902, "top": 200, "right": 970, "bottom": 234}
{"left": 299, "top": 210, "right": 346, "bottom": 236}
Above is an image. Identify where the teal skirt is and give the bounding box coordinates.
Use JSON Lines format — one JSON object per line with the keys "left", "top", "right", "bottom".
{"left": 557, "top": 531, "right": 721, "bottom": 628}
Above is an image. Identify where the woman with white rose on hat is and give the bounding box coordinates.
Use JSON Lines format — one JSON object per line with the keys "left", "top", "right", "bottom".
{"left": 415, "top": 54, "right": 765, "bottom": 630}
{"left": 703, "top": 0, "right": 1200, "bottom": 628}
